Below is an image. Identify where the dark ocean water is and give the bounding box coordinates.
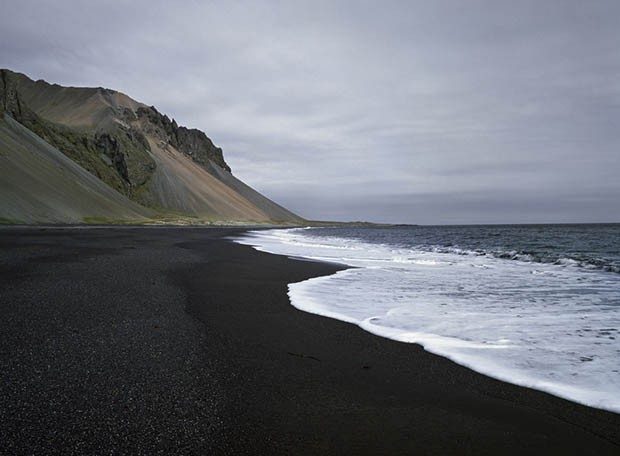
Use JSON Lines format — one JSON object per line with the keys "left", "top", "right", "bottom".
{"left": 237, "top": 224, "right": 620, "bottom": 412}
{"left": 304, "top": 223, "right": 620, "bottom": 274}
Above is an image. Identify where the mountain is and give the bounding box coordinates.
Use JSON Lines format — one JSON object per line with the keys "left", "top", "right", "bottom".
{"left": 0, "top": 115, "right": 153, "bottom": 224}
{"left": 0, "top": 69, "right": 303, "bottom": 224}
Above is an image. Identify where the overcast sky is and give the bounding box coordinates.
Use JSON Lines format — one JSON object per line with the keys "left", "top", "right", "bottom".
{"left": 2, "top": 0, "right": 619, "bottom": 224}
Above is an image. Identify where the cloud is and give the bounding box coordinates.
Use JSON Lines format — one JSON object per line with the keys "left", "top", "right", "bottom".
{"left": 2, "top": 0, "right": 619, "bottom": 223}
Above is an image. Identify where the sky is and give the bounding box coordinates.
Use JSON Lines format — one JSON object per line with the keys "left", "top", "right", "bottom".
{"left": 1, "top": 0, "right": 619, "bottom": 224}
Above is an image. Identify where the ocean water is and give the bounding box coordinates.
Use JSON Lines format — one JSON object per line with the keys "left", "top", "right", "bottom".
{"left": 235, "top": 224, "right": 620, "bottom": 413}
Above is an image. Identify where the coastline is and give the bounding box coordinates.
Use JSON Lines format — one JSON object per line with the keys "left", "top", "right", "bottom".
{"left": 238, "top": 227, "right": 620, "bottom": 414}
{"left": 1, "top": 226, "right": 618, "bottom": 454}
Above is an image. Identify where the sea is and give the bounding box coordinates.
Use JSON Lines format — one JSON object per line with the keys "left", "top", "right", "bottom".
{"left": 235, "top": 224, "right": 620, "bottom": 413}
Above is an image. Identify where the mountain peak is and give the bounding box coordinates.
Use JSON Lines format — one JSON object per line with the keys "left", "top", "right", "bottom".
{"left": 0, "top": 69, "right": 302, "bottom": 224}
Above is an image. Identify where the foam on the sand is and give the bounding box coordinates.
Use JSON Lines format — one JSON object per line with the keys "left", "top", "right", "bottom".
{"left": 236, "top": 228, "right": 620, "bottom": 413}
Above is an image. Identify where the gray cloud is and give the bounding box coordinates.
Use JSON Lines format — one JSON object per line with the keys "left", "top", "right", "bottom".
{"left": 2, "top": 0, "right": 619, "bottom": 223}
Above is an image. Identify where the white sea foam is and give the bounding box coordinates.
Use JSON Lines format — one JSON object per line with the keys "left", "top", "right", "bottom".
{"left": 235, "top": 228, "right": 620, "bottom": 413}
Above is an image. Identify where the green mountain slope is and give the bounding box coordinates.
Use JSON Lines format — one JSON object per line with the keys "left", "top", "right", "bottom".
{"left": 0, "top": 69, "right": 303, "bottom": 224}
{"left": 0, "top": 114, "right": 152, "bottom": 224}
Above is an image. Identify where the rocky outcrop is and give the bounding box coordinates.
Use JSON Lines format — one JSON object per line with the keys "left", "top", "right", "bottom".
{"left": 92, "top": 125, "right": 155, "bottom": 189}
{"left": 1, "top": 70, "right": 37, "bottom": 123}
{"left": 136, "top": 106, "right": 230, "bottom": 172}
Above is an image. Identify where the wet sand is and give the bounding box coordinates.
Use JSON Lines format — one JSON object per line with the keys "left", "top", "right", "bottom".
{"left": 1, "top": 227, "right": 618, "bottom": 454}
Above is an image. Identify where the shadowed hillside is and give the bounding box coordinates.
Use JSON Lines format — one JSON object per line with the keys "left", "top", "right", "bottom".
{"left": 0, "top": 115, "right": 152, "bottom": 224}
{"left": 0, "top": 69, "right": 303, "bottom": 224}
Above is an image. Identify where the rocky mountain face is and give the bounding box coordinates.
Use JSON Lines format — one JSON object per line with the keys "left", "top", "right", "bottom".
{"left": 1, "top": 70, "right": 155, "bottom": 196}
{"left": 0, "top": 69, "right": 231, "bottom": 194}
{"left": 0, "top": 69, "right": 302, "bottom": 223}
{"left": 135, "top": 106, "right": 230, "bottom": 172}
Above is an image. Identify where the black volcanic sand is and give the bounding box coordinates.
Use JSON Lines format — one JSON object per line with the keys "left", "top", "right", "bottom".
{"left": 1, "top": 227, "right": 619, "bottom": 455}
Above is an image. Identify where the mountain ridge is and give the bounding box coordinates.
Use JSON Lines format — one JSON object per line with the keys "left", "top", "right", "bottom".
{"left": 0, "top": 69, "right": 302, "bottom": 224}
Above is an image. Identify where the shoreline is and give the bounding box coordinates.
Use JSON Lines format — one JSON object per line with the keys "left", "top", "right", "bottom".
{"left": 236, "top": 230, "right": 620, "bottom": 415}
{"left": 1, "top": 227, "right": 618, "bottom": 454}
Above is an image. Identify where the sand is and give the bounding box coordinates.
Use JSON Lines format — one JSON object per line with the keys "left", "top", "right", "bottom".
{"left": 1, "top": 226, "right": 618, "bottom": 454}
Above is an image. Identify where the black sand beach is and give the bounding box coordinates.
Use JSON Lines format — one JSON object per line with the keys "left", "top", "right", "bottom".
{"left": 1, "top": 227, "right": 619, "bottom": 454}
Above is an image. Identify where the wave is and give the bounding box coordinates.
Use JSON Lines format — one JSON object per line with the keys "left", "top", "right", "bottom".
{"left": 257, "top": 226, "right": 620, "bottom": 274}
{"left": 418, "top": 245, "right": 620, "bottom": 274}
{"left": 235, "top": 228, "right": 620, "bottom": 413}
